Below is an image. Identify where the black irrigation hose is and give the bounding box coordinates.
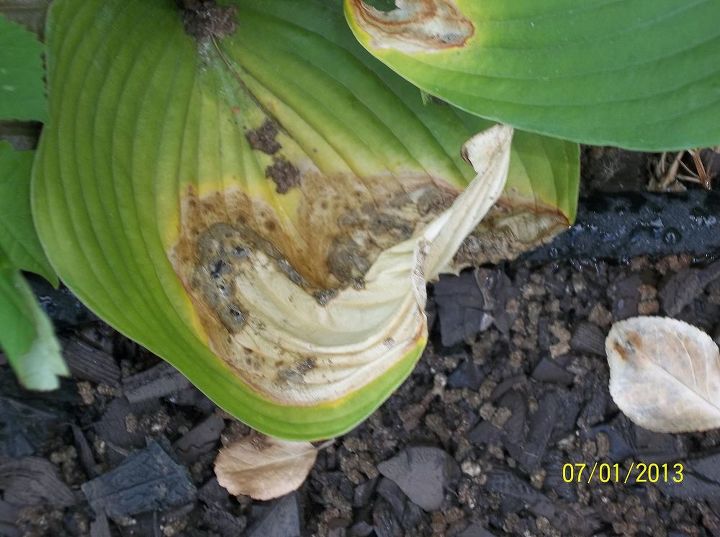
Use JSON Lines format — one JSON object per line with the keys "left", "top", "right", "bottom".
{"left": 525, "top": 190, "right": 720, "bottom": 263}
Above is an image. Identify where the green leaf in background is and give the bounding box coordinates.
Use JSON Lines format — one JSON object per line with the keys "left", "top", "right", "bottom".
{"left": 34, "top": 0, "right": 577, "bottom": 439}
{"left": 0, "top": 12, "right": 46, "bottom": 121}
{"left": 0, "top": 253, "right": 67, "bottom": 390}
{"left": 345, "top": 0, "right": 720, "bottom": 151}
{"left": 0, "top": 4, "right": 64, "bottom": 392}
{"left": 0, "top": 141, "right": 56, "bottom": 283}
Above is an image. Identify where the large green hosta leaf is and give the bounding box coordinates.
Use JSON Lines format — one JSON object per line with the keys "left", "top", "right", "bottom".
{"left": 34, "top": 0, "right": 577, "bottom": 439}
{"left": 345, "top": 0, "right": 720, "bottom": 151}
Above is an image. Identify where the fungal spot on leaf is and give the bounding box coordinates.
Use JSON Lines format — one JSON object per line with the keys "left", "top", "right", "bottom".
{"left": 196, "top": 220, "right": 310, "bottom": 301}
{"left": 246, "top": 119, "right": 281, "bottom": 155}
{"left": 349, "top": 0, "right": 474, "bottom": 53}
{"left": 327, "top": 237, "right": 372, "bottom": 285}
{"left": 416, "top": 188, "right": 455, "bottom": 216}
{"left": 266, "top": 158, "right": 301, "bottom": 194}
{"left": 193, "top": 223, "right": 254, "bottom": 333}
{"left": 210, "top": 259, "right": 227, "bottom": 279}
{"left": 297, "top": 358, "right": 317, "bottom": 373}
{"left": 276, "top": 258, "right": 307, "bottom": 288}
{"left": 232, "top": 246, "right": 249, "bottom": 259}
{"left": 177, "top": 0, "right": 238, "bottom": 42}
{"left": 276, "top": 358, "right": 317, "bottom": 386}
{"left": 313, "top": 289, "right": 338, "bottom": 307}
{"left": 369, "top": 213, "right": 415, "bottom": 243}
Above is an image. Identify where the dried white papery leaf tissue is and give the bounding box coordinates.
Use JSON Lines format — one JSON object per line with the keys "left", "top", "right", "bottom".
{"left": 606, "top": 316, "right": 720, "bottom": 433}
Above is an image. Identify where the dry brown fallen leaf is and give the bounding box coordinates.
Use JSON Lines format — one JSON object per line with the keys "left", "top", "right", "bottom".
{"left": 606, "top": 316, "right": 720, "bottom": 433}
{"left": 215, "top": 433, "right": 319, "bottom": 500}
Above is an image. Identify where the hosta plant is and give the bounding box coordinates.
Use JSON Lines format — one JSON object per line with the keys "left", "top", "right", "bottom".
{"left": 2, "top": 0, "right": 719, "bottom": 440}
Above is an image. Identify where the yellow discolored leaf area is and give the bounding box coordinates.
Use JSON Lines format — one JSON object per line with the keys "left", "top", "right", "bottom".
{"left": 215, "top": 433, "right": 318, "bottom": 500}
{"left": 168, "top": 125, "right": 513, "bottom": 406}
{"left": 606, "top": 316, "right": 720, "bottom": 433}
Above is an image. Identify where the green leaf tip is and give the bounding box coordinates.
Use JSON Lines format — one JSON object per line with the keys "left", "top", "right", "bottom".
{"left": 0, "top": 259, "right": 67, "bottom": 391}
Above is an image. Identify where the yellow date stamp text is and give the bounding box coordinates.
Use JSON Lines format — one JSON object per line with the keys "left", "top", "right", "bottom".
{"left": 561, "top": 462, "right": 684, "bottom": 484}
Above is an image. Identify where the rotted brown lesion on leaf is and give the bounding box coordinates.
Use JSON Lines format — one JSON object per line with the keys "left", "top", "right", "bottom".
{"left": 245, "top": 119, "right": 282, "bottom": 155}
{"left": 613, "top": 341, "right": 630, "bottom": 361}
{"left": 168, "top": 171, "right": 458, "bottom": 400}
{"left": 169, "top": 170, "right": 460, "bottom": 384}
{"left": 451, "top": 199, "right": 570, "bottom": 269}
{"left": 348, "top": 0, "right": 475, "bottom": 53}
{"left": 265, "top": 157, "right": 302, "bottom": 194}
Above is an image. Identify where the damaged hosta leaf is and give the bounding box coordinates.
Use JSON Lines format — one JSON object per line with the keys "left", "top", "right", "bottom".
{"left": 215, "top": 434, "right": 318, "bottom": 500}
{"left": 345, "top": 0, "right": 720, "bottom": 151}
{"left": 606, "top": 317, "right": 720, "bottom": 433}
{"left": 34, "top": 0, "right": 572, "bottom": 439}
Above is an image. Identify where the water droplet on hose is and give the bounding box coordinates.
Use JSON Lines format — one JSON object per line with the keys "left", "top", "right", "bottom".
{"left": 629, "top": 226, "right": 654, "bottom": 245}
{"left": 663, "top": 228, "right": 681, "bottom": 245}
